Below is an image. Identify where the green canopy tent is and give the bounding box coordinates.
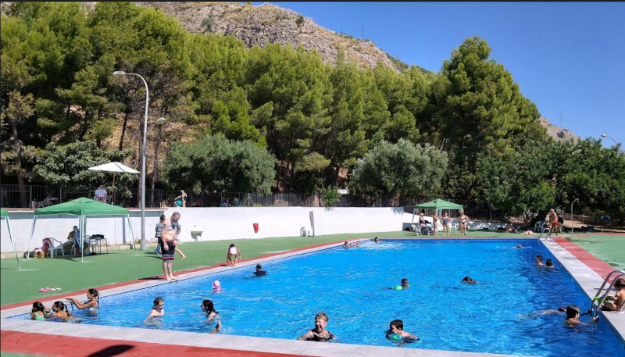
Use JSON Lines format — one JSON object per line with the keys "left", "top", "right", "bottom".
{"left": 26, "top": 197, "right": 136, "bottom": 262}
{"left": 1, "top": 208, "right": 21, "bottom": 270}
{"left": 413, "top": 199, "right": 464, "bottom": 223}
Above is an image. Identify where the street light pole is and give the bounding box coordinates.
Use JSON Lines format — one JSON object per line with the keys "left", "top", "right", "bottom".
{"left": 601, "top": 133, "right": 618, "bottom": 146}
{"left": 150, "top": 117, "right": 167, "bottom": 208}
{"left": 112, "top": 71, "right": 149, "bottom": 250}
{"left": 570, "top": 198, "right": 579, "bottom": 234}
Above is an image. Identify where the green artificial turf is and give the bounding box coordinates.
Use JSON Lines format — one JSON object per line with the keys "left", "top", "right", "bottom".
{"left": 1, "top": 230, "right": 620, "bottom": 307}
{"left": 566, "top": 234, "right": 625, "bottom": 270}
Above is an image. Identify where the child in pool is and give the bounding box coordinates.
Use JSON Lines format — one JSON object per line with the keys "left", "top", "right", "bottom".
{"left": 386, "top": 319, "right": 419, "bottom": 346}
{"left": 226, "top": 243, "right": 241, "bottom": 266}
{"left": 201, "top": 299, "right": 222, "bottom": 333}
{"left": 564, "top": 305, "right": 598, "bottom": 326}
{"left": 461, "top": 276, "right": 478, "bottom": 284}
{"left": 144, "top": 297, "right": 165, "bottom": 322}
{"left": 66, "top": 288, "right": 99, "bottom": 310}
{"left": 49, "top": 301, "right": 72, "bottom": 320}
{"left": 30, "top": 301, "right": 48, "bottom": 320}
{"left": 389, "top": 278, "right": 410, "bottom": 290}
{"left": 254, "top": 264, "right": 267, "bottom": 276}
{"left": 535, "top": 255, "right": 544, "bottom": 267}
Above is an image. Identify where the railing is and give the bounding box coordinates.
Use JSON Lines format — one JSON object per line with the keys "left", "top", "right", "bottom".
{"left": 0, "top": 184, "right": 400, "bottom": 209}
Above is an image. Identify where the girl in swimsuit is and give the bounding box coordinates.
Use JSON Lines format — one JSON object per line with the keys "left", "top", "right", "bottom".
{"left": 66, "top": 288, "right": 99, "bottom": 312}
{"left": 442, "top": 213, "right": 451, "bottom": 236}
{"left": 49, "top": 301, "right": 72, "bottom": 320}
{"left": 201, "top": 299, "right": 222, "bottom": 333}
{"left": 30, "top": 301, "right": 48, "bottom": 320}
{"left": 226, "top": 244, "right": 241, "bottom": 267}
{"left": 144, "top": 297, "right": 165, "bottom": 323}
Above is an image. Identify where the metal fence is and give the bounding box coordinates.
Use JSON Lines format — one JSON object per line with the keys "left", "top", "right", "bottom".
{"left": 1, "top": 184, "right": 469, "bottom": 212}
{"left": 1, "top": 184, "right": 393, "bottom": 209}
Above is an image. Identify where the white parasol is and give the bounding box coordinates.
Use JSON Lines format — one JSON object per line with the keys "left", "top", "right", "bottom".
{"left": 88, "top": 162, "right": 140, "bottom": 203}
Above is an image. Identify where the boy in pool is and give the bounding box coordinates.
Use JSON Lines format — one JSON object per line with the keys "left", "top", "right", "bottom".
{"left": 386, "top": 319, "right": 419, "bottom": 346}
{"left": 389, "top": 278, "right": 410, "bottom": 290}
{"left": 461, "top": 276, "right": 478, "bottom": 284}
{"left": 298, "top": 312, "right": 336, "bottom": 342}
{"left": 535, "top": 255, "right": 544, "bottom": 266}
{"left": 545, "top": 259, "right": 554, "bottom": 268}
{"left": 254, "top": 264, "right": 267, "bottom": 276}
{"left": 564, "top": 305, "right": 598, "bottom": 326}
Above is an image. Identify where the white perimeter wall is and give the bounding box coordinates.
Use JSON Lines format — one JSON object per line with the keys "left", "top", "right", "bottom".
{"left": 1, "top": 207, "right": 413, "bottom": 253}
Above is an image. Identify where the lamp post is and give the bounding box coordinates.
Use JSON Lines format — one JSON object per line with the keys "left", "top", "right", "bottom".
{"left": 150, "top": 117, "right": 167, "bottom": 208}
{"left": 601, "top": 133, "right": 618, "bottom": 146}
{"left": 570, "top": 198, "right": 579, "bottom": 234}
{"left": 112, "top": 71, "right": 149, "bottom": 250}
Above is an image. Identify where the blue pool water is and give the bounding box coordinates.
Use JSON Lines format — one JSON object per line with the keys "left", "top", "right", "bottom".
{"left": 13, "top": 239, "right": 625, "bottom": 356}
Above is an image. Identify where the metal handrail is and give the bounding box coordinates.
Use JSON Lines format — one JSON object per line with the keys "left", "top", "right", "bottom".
{"left": 590, "top": 270, "right": 625, "bottom": 318}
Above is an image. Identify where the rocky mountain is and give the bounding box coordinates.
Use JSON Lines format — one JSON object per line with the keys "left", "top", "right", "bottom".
{"left": 135, "top": 2, "right": 407, "bottom": 73}
{"left": 538, "top": 117, "right": 580, "bottom": 143}
{"left": 1, "top": 2, "right": 582, "bottom": 144}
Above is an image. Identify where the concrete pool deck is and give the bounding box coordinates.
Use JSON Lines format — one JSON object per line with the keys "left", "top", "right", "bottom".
{"left": 1, "top": 235, "right": 624, "bottom": 357}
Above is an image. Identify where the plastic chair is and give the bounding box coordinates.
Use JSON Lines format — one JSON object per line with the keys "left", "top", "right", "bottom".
{"left": 450, "top": 221, "right": 459, "bottom": 233}
{"left": 534, "top": 221, "right": 545, "bottom": 233}
{"left": 42, "top": 238, "right": 65, "bottom": 259}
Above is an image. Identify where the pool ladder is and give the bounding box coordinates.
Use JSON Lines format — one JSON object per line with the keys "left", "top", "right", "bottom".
{"left": 537, "top": 227, "right": 551, "bottom": 240}
{"left": 589, "top": 269, "right": 625, "bottom": 318}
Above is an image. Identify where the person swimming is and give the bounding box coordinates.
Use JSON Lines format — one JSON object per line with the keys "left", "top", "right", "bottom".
{"left": 212, "top": 280, "right": 222, "bottom": 293}
{"left": 386, "top": 319, "right": 419, "bottom": 346}
{"left": 65, "top": 288, "right": 99, "bottom": 313}
{"left": 298, "top": 312, "right": 336, "bottom": 342}
{"left": 49, "top": 301, "right": 72, "bottom": 320}
{"left": 254, "top": 264, "right": 267, "bottom": 276}
{"left": 144, "top": 297, "right": 165, "bottom": 323}
{"left": 30, "top": 301, "right": 47, "bottom": 320}
{"left": 461, "top": 276, "right": 478, "bottom": 284}
{"left": 201, "top": 299, "right": 222, "bottom": 333}
{"left": 389, "top": 278, "right": 410, "bottom": 290}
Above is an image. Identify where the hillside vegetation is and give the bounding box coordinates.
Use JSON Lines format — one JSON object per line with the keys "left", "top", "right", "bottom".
{"left": 2, "top": 2, "right": 624, "bottom": 221}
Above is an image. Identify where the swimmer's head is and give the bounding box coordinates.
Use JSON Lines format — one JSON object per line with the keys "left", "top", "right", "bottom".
{"left": 256, "top": 264, "right": 262, "bottom": 271}
{"left": 390, "top": 319, "right": 404, "bottom": 332}
{"left": 212, "top": 280, "right": 221, "bottom": 292}
{"left": 566, "top": 305, "right": 580, "bottom": 319}
{"left": 400, "top": 278, "right": 410, "bottom": 288}
{"left": 546, "top": 259, "right": 553, "bottom": 266}
{"left": 614, "top": 278, "right": 625, "bottom": 288}
{"left": 461, "top": 276, "right": 474, "bottom": 283}
{"left": 202, "top": 299, "right": 215, "bottom": 312}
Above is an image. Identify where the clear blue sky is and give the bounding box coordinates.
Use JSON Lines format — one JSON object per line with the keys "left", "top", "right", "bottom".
{"left": 255, "top": 2, "right": 625, "bottom": 148}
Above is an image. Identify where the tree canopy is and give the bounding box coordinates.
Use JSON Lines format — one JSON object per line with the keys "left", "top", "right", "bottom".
{"left": 1, "top": 2, "right": 623, "bottom": 221}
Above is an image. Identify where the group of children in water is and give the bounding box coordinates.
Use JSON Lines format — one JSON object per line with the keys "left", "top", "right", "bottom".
{"left": 29, "top": 239, "right": 625, "bottom": 347}
{"left": 30, "top": 288, "right": 99, "bottom": 321}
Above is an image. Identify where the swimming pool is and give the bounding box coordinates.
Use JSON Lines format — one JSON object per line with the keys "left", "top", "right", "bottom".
{"left": 9, "top": 239, "right": 625, "bottom": 357}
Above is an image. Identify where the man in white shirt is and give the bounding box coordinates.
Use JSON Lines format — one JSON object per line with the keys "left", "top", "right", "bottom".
{"left": 94, "top": 185, "right": 107, "bottom": 202}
